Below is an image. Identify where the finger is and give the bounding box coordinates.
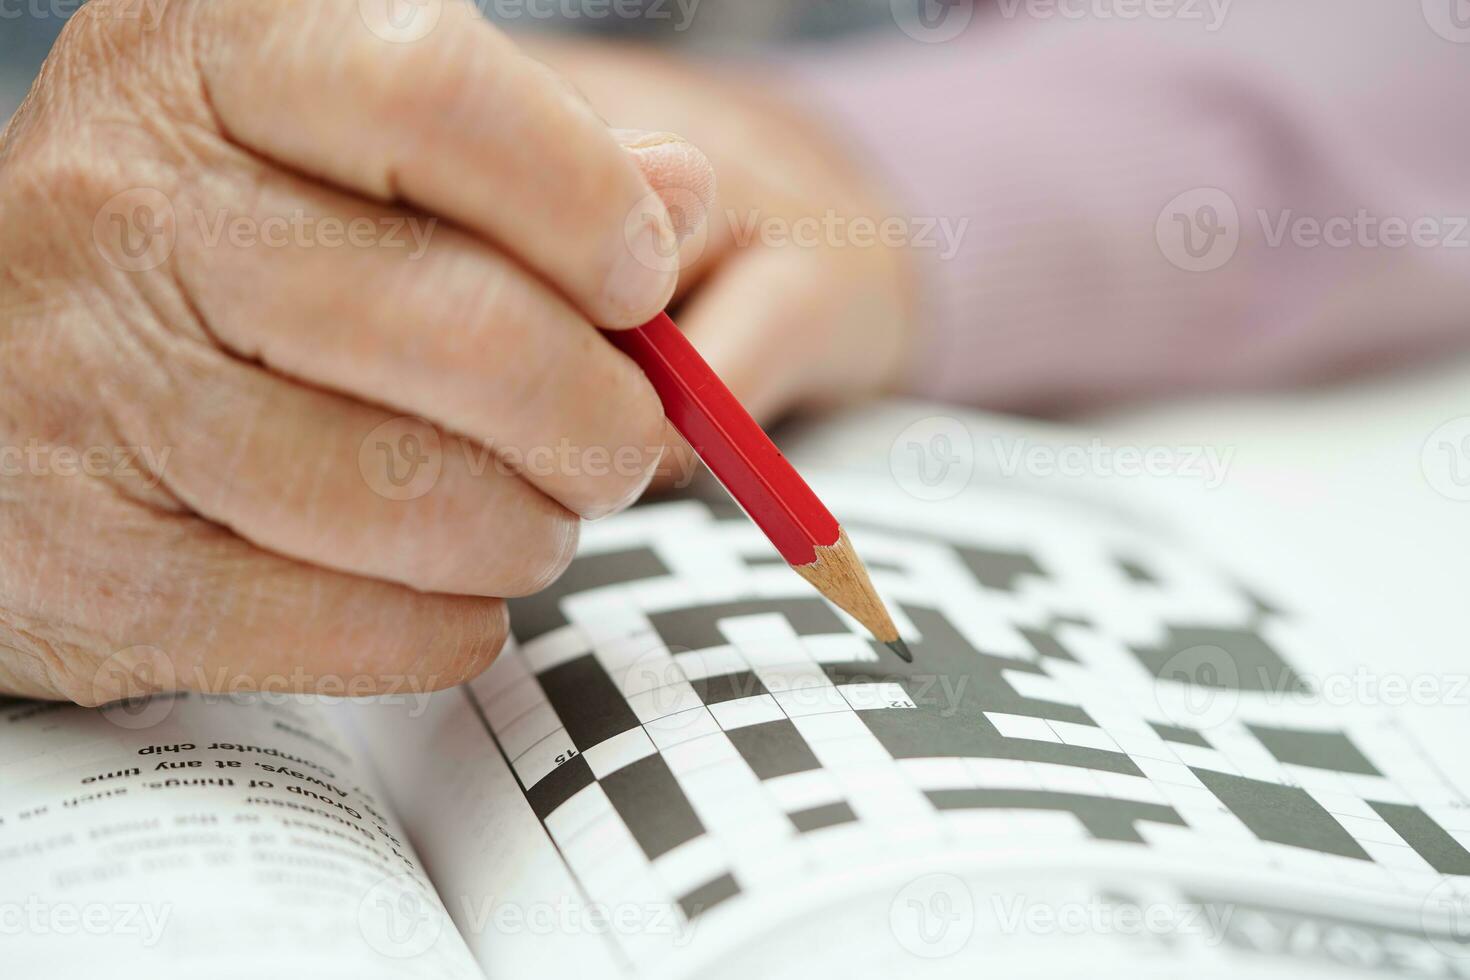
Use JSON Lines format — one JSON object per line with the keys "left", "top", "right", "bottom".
{"left": 679, "top": 245, "right": 914, "bottom": 417}
{"left": 644, "top": 250, "right": 833, "bottom": 496}
{"left": 196, "top": 0, "right": 677, "bottom": 327}
{"left": 112, "top": 333, "right": 579, "bottom": 599}
{"left": 618, "top": 131, "right": 724, "bottom": 491}
{"left": 616, "top": 130, "right": 718, "bottom": 253}
{"left": 3, "top": 482, "right": 509, "bottom": 705}
{"left": 677, "top": 249, "right": 846, "bottom": 423}
{"left": 616, "top": 129, "right": 735, "bottom": 490}
{"left": 173, "top": 166, "right": 667, "bottom": 521}
{"left": 616, "top": 129, "right": 731, "bottom": 307}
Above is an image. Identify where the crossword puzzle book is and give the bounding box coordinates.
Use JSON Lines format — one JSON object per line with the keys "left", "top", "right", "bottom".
{"left": 5, "top": 407, "right": 1470, "bottom": 979}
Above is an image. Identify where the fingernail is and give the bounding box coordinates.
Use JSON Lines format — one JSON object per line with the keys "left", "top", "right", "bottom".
{"left": 614, "top": 128, "right": 685, "bottom": 152}
{"left": 614, "top": 129, "right": 718, "bottom": 245}
{"left": 606, "top": 200, "right": 680, "bottom": 326}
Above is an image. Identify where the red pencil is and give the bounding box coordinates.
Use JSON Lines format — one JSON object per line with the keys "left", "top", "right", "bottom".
{"left": 607, "top": 312, "right": 912, "bottom": 662}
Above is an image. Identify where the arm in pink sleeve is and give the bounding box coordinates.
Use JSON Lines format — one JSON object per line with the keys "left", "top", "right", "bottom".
{"left": 784, "top": 3, "right": 1470, "bottom": 409}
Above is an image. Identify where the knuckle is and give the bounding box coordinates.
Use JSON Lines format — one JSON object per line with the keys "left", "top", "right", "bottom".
{"left": 53, "top": 0, "right": 191, "bottom": 75}
{"left": 22, "top": 153, "right": 118, "bottom": 216}
{"left": 54, "top": 0, "right": 130, "bottom": 46}
{"left": 10, "top": 139, "right": 182, "bottom": 261}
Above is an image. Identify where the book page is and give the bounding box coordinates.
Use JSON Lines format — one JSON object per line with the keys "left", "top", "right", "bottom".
{"left": 0, "top": 691, "right": 482, "bottom": 979}
{"left": 354, "top": 467, "right": 1470, "bottom": 979}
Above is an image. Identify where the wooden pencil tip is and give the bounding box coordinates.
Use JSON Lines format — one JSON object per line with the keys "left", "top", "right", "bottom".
{"left": 885, "top": 638, "right": 914, "bottom": 663}
{"left": 792, "top": 528, "right": 911, "bottom": 661}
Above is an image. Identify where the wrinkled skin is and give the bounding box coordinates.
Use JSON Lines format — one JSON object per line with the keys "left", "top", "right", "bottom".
{"left": 0, "top": 0, "right": 916, "bottom": 704}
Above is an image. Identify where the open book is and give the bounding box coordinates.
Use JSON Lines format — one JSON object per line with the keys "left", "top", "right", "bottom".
{"left": 5, "top": 404, "right": 1469, "bottom": 979}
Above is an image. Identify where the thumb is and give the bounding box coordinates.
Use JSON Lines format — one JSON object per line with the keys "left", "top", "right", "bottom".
{"left": 611, "top": 131, "right": 719, "bottom": 494}
{"left": 614, "top": 130, "right": 718, "bottom": 250}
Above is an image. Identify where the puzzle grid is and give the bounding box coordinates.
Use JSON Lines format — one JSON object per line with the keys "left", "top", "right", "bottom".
{"left": 466, "top": 496, "right": 1470, "bottom": 965}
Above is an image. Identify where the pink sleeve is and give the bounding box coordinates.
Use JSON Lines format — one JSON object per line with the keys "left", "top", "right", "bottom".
{"left": 782, "top": 5, "right": 1470, "bottom": 408}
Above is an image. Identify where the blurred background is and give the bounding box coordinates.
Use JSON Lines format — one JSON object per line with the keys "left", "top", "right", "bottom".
{"left": 7, "top": 0, "right": 904, "bottom": 118}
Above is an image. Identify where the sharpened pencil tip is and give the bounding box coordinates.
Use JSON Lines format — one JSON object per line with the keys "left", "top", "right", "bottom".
{"left": 885, "top": 638, "right": 914, "bottom": 663}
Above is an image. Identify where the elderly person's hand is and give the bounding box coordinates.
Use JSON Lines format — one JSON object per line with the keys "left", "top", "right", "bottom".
{"left": 0, "top": 0, "right": 715, "bottom": 703}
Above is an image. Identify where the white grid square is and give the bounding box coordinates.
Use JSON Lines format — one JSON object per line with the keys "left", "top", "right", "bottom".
{"left": 583, "top": 727, "right": 657, "bottom": 779}
{"left": 838, "top": 682, "right": 915, "bottom": 712}
{"left": 803, "top": 634, "right": 879, "bottom": 665}
{"left": 708, "top": 695, "right": 785, "bottom": 732}
{"left": 756, "top": 661, "right": 831, "bottom": 694}
{"left": 520, "top": 627, "right": 589, "bottom": 674}
{"left": 675, "top": 645, "right": 747, "bottom": 681}
{"left": 627, "top": 681, "right": 703, "bottom": 724}
{"left": 986, "top": 712, "right": 1060, "bottom": 743}
{"left": 774, "top": 686, "right": 851, "bottom": 718}
{"left": 499, "top": 700, "right": 562, "bottom": 759}
{"left": 644, "top": 706, "right": 721, "bottom": 750}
